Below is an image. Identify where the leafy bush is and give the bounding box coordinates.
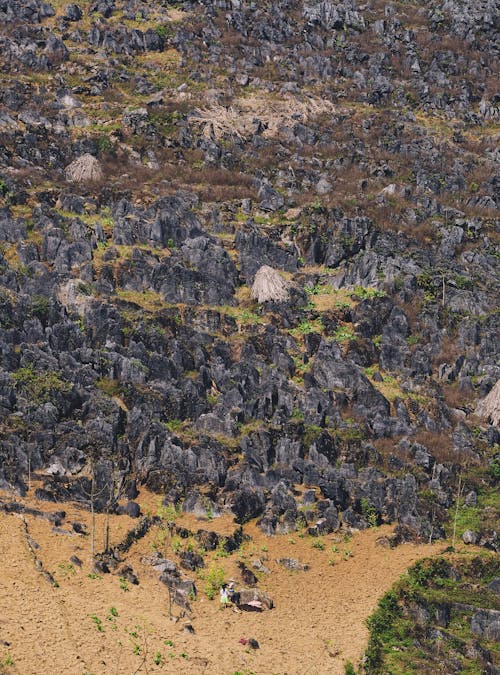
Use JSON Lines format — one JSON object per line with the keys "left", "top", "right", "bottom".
{"left": 203, "top": 564, "right": 225, "bottom": 600}
{"left": 333, "top": 325, "right": 355, "bottom": 342}
{"left": 360, "top": 497, "right": 378, "bottom": 528}
{"left": 352, "top": 286, "right": 385, "bottom": 300}
{"left": 12, "top": 364, "right": 72, "bottom": 403}
{"left": 96, "top": 136, "right": 113, "bottom": 155}
{"left": 344, "top": 661, "right": 356, "bottom": 675}
{"left": 28, "top": 294, "right": 51, "bottom": 321}
{"left": 155, "top": 24, "right": 172, "bottom": 39}
{"left": 489, "top": 456, "right": 500, "bottom": 479}
{"left": 365, "top": 590, "right": 401, "bottom": 672}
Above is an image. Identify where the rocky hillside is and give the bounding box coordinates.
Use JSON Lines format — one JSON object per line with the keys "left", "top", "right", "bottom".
{"left": 365, "top": 553, "right": 500, "bottom": 674}
{"left": 0, "top": 0, "right": 498, "bottom": 557}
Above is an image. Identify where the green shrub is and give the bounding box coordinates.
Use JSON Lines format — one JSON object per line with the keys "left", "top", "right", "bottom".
{"left": 333, "top": 325, "right": 355, "bottom": 342}
{"left": 96, "top": 136, "right": 113, "bottom": 155}
{"left": 156, "top": 24, "right": 172, "bottom": 39}
{"left": 365, "top": 590, "right": 401, "bottom": 671}
{"left": 352, "top": 286, "right": 385, "bottom": 300}
{"left": 166, "top": 419, "right": 184, "bottom": 433}
{"left": 490, "top": 456, "right": 500, "bottom": 479}
{"left": 360, "top": 498, "right": 378, "bottom": 528}
{"left": 203, "top": 564, "right": 225, "bottom": 600}
{"left": 417, "top": 271, "right": 437, "bottom": 301}
{"left": 28, "top": 294, "right": 51, "bottom": 321}
{"left": 12, "top": 364, "right": 72, "bottom": 403}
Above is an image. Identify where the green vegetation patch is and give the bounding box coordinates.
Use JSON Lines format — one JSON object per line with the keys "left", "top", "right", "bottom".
{"left": 12, "top": 364, "right": 72, "bottom": 403}
{"left": 364, "top": 554, "right": 500, "bottom": 674}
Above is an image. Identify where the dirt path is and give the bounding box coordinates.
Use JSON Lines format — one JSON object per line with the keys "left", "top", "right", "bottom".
{"left": 0, "top": 496, "right": 443, "bottom": 675}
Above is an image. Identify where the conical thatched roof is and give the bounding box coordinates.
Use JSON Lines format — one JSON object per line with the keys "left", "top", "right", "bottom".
{"left": 65, "top": 153, "right": 103, "bottom": 183}
{"left": 476, "top": 379, "right": 500, "bottom": 426}
{"left": 251, "top": 265, "right": 290, "bottom": 303}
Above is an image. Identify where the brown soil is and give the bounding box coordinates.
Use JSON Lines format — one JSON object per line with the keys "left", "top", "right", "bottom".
{"left": 0, "top": 488, "right": 443, "bottom": 675}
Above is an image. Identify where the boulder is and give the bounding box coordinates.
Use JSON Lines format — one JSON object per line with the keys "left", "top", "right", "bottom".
{"left": 258, "top": 181, "right": 284, "bottom": 211}
{"left": 238, "top": 588, "right": 274, "bottom": 611}
{"left": 276, "top": 558, "right": 310, "bottom": 571}
{"left": 462, "top": 530, "right": 478, "bottom": 545}
{"left": 64, "top": 4, "right": 82, "bottom": 21}
{"left": 471, "top": 609, "right": 500, "bottom": 641}
{"left": 476, "top": 379, "right": 500, "bottom": 426}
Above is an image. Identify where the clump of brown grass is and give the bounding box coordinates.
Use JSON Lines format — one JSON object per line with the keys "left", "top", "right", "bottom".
{"left": 476, "top": 380, "right": 500, "bottom": 426}
{"left": 65, "top": 154, "right": 103, "bottom": 183}
{"left": 412, "top": 430, "right": 465, "bottom": 465}
{"left": 251, "top": 266, "right": 291, "bottom": 303}
{"left": 441, "top": 384, "right": 474, "bottom": 411}
{"left": 188, "top": 93, "right": 335, "bottom": 141}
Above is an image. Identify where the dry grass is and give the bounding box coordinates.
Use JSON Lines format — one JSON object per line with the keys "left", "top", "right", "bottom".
{"left": 115, "top": 289, "right": 169, "bottom": 314}
{"left": 476, "top": 379, "right": 500, "bottom": 426}
{"left": 252, "top": 265, "right": 291, "bottom": 303}
{"left": 441, "top": 383, "right": 475, "bottom": 411}
{"left": 431, "top": 340, "right": 459, "bottom": 368}
{"left": 412, "top": 430, "right": 466, "bottom": 465}
{"left": 188, "top": 93, "right": 336, "bottom": 141}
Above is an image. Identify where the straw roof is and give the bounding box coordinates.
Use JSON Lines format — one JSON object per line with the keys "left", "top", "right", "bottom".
{"left": 476, "top": 379, "right": 500, "bottom": 426}
{"left": 65, "top": 153, "right": 103, "bottom": 183}
{"left": 251, "top": 265, "right": 290, "bottom": 304}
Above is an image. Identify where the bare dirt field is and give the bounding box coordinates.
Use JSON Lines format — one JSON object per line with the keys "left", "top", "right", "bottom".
{"left": 0, "top": 488, "right": 443, "bottom": 675}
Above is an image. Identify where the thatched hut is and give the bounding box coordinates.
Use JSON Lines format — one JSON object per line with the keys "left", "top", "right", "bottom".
{"left": 65, "top": 153, "right": 103, "bottom": 183}
{"left": 251, "top": 265, "right": 290, "bottom": 303}
{"left": 476, "top": 379, "right": 500, "bottom": 426}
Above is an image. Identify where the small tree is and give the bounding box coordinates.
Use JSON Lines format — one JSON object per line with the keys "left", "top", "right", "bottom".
{"left": 451, "top": 472, "right": 463, "bottom": 550}
{"left": 79, "top": 456, "right": 110, "bottom": 559}
{"left": 103, "top": 465, "right": 126, "bottom": 554}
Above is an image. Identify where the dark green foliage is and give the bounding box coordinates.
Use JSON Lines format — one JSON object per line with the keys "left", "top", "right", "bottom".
{"left": 416, "top": 271, "right": 437, "bottom": 300}
{"left": 155, "top": 24, "right": 172, "bottom": 39}
{"left": 12, "top": 364, "right": 72, "bottom": 403}
{"left": 344, "top": 661, "right": 356, "bottom": 675}
{"left": 28, "top": 294, "right": 51, "bottom": 322}
{"left": 360, "top": 497, "right": 378, "bottom": 528}
{"left": 365, "top": 590, "right": 401, "bottom": 672}
{"left": 490, "top": 456, "right": 500, "bottom": 480}
{"left": 95, "top": 136, "right": 114, "bottom": 155}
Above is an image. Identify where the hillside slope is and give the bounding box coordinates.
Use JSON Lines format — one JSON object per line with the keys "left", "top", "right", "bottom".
{"left": 0, "top": 0, "right": 498, "bottom": 670}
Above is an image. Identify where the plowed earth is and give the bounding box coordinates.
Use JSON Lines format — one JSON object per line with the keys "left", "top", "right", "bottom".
{"left": 0, "top": 488, "right": 443, "bottom": 675}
